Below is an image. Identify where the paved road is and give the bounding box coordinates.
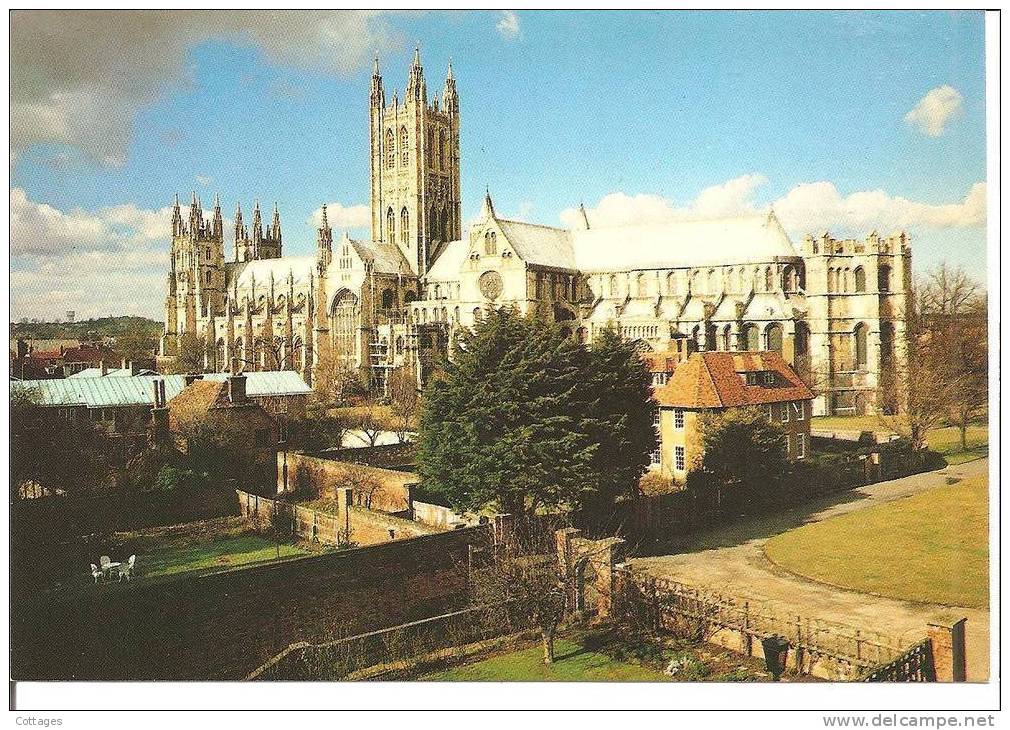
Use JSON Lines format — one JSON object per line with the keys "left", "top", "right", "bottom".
{"left": 631, "top": 458, "right": 991, "bottom": 681}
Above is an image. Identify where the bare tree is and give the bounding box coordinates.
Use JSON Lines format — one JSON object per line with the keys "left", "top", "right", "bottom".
{"left": 351, "top": 401, "right": 385, "bottom": 447}
{"left": 387, "top": 367, "right": 420, "bottom": 442}
{"left": 880, "top": 265, "right": 986, "bottom": 452}
{"left": 920, "top": 266, "right": 988, "bottom": 450}
{"left": 337, "top": 464, "right": 385, "bottom": 509}
{"left": 467, "top": 521, "right": 568, "bottom": 664}
{"left": 313, "top": 345, "right": 363, "bottom": 408}
{"left": 252, "top": 335, "right": 303, "bottom": 372}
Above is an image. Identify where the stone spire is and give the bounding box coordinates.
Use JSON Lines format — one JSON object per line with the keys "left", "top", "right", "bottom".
{"left": 252, "top": 200, "right": 263, "bottom": 242}
{"left": 443, "top": 58, "right": 458, "bottom": 115}
{"left": 317, "top": 203, "right": 333, "bottom": 273}
{"left": 481, "top": 189, "right": 496, "bottom": 220}
{"left": 212, "top": 193, "right": 223, "bottom": 239}
{"left": 171, "top": 193, "right": 183, "bottom": 237}
{"left": 271, "top": 202, "right": 282, "bottom": 242}
{"left": 370, "top": 54, "right": 385, "bottom": 108}
{"left": 406, "top": 45, "right": 426, "bottom": 102}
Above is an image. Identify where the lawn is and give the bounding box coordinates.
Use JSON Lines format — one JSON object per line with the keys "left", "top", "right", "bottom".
{"left": 811, "top": 416, "right": 988, "bottom": 465}
{"left": 764, "top": 476, "right": 989, "bottom": 608}
{"left": 117, "top": 517, "right": 309, "bottom": 579}
{"left": 422, "top": 638, "right": 671, "bottom": 682}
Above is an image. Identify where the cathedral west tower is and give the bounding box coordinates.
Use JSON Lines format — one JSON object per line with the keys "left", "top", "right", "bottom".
{"left": 369, "top": 48, "right": 461, "bottom": 276}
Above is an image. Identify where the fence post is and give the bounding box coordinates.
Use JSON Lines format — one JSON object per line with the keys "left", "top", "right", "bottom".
{"left": 744, "top": 602, "right": 752, "bottom": 656}
{"left": 927, "top": 616, "right": 967, "bottom": 682}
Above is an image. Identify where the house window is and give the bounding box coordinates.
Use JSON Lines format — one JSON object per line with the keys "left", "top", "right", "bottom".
{"left": 745, "top": 372, "right": 758, "bottom": 386}
{"left": 797, "top": 433, "right": 807, "bottom": 459}
{"left": 763, "top": 372, "right": 775, "bottom": 385}
{"left": 653, "top": 409, "right": 661, "bottom": 428}
{"left": 650, "top": 449, "right": 661, "bottom": 467}
{"left": 784, "top": 435, "right": 791, "bottom": 456}
{"left": 781, "top": 403, "right": 789, "bottom": 423}
{"left": 674, "top": 409, "right": 684, "bottom": 429}
{"left": 792, "top": 401, "right": 805, "bottom": 421}
{"left": 675, "top": 446, "right": 685, "bottom": 471}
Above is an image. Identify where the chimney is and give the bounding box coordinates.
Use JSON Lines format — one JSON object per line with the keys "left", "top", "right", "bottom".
{"left": 228, "top": 371, "right": 248, "bottom": 405}
{"left": 100, "top": 360, "right": 107, "bottom": 377}
{"left": 184, "top": 373, "right": 203, "bottom": 387}
{"left": 129, "top": 360, "right": 140, "bottom": 376}
{"left": 150, "top": 379, "right": 170, "bottom": 444}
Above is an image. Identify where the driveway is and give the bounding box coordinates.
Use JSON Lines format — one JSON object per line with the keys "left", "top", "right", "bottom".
{"left": 631, "top": 458, "right": 990, "bottom": 681}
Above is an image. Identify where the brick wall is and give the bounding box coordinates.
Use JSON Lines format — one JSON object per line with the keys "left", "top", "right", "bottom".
{"left": 237, "top": 490, "right": 440, "bottom": 547}
{"left": 278, "top": 451, "right": 415, "bottom": 513}
{"left": 11, "top": 525, "right": 492, "bottom": 681}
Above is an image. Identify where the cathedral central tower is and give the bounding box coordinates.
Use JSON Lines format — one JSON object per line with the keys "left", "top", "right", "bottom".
{"left": 369, "top": 48, "right": 461, "bottom": 275}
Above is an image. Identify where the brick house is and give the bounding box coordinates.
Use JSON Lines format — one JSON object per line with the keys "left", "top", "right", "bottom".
{"left": 168, "top": 372, "right": 280, "bottom": 495}
{"left": 651, "top": 351, "right": 814, "bottom": 480}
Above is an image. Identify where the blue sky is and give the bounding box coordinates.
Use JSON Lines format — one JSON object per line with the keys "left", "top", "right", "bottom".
{"left": 10, "top": 10, "right": 987, "bottom": 320}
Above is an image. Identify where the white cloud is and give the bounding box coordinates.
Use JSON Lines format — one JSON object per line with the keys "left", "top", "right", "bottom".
{"left": 309, "top": 201, "right": 371, "bottom": 230}
{"left": 563, "top": 175, "right": 986, "bottom": 237}
{"left": 496, "top": 10, "right": 520, "bottom": 40}
{"left": 559, "top": 174, "right": 767, "bottom": 229}
{"left": 10, "top": 188, "right": 189, "bottom": 319}
{"left": 10, "top": 10, "right": 403, "bottom": 165}
{"left": 904, "top": 85, "right": 963, "bottom": 137}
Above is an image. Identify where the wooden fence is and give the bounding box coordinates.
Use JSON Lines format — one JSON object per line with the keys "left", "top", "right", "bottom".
{"left": 861, "top": 639, "right": 936, "bottom": 682}
{"left": 618, "top": 569, "right": 906, "bottom": 680}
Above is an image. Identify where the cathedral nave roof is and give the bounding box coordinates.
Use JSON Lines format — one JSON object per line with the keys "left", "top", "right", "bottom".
{"left": 570, "top": 213, "right": 801, "bottom": 272}
{"left": 226, "top": 255, "right": 317, "bottom": 291}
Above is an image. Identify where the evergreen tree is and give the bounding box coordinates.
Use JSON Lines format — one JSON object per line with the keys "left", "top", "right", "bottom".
{"left": 583, "top": 327, "right": 658, "bottom": 507}
{"left": 417, "top": 308, "right": 599, "bottom": 517}
{"left": 693, "top": 407, "right": 788, "bottom": 489}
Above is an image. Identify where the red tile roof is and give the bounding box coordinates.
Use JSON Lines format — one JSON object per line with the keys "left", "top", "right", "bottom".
{"left": 654, "top": 351, "right": 814, "bottom": 409}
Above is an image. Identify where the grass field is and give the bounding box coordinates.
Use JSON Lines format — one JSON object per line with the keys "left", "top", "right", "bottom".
{"left": 119, "top": 517, "right": 308, "bottom": 579}
{"left": 811, "top": 416, "right": 988, "bottom": 465}
{"left": 422, "top": 638, "right": 671, "bottom": 682}
{"left": 764, "top": 476, "right": 989, "bottom": 608}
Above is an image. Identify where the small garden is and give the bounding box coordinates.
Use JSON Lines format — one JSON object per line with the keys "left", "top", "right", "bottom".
{"left": 421, "top": 627, "right": 774, "bottom": 682}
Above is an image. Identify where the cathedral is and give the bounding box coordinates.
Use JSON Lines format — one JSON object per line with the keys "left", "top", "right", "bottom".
{"left": 160, "top": 48, "right": 911, "bottom": 416}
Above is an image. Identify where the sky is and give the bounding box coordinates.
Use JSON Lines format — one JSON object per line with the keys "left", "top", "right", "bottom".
{"left": 10, "top": 10, "right": 987, "bottom": 321}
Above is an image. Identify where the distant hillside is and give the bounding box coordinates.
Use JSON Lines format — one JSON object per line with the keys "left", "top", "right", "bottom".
{"left": 10, "top": 316, "right": 163, "bottom": 342}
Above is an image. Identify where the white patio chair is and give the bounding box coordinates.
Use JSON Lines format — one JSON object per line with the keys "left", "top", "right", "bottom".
{"left": 90, "top": 563, "right": 102, "bottom": 584}
{"left": 120, "top": 555, "right": 136, "bottom": 582}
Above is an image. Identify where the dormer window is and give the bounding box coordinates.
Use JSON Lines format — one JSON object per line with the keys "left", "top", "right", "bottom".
{"left": 764, "top": 372, "right": 775, "bottom": 385}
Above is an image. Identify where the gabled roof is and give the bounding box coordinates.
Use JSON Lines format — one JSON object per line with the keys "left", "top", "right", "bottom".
{"left": 426, "top": 238, "right": 468, "bottom": 280}
{"left": 348, "top": 238, "right": 413, "bottom": 275}
{"left": 496, "top": 219, "right": 577, "bottom": 270}
{"left": 654, "top": 351, "right": 814, "bottom": 409}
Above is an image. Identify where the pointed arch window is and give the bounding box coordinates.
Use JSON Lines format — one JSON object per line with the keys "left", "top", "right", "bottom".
{"left": 854, "top": 323, "right": 868, "bottom": 368}
{"left": 854, "top": 266, "right": 866, "bottom": 292}
{"left": 484, "top": 231, "right": 496, "bottom": 255}
{"left": 385, "top": 129, "right": 395, "bottom": 169}
{"left": 399, "top": 127, "right": 409, "bottom": 166}
{"left": 764, "top": 267, "right": 774, "bottom": 292}
{"left": 386, "top": 208, "right": 395, "bottom": 243}
{"left": 400, "top": 208, "right": 409, "bottom": 247}
{"left": 439, "top": 129, "right": 447, "bottom": 169}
